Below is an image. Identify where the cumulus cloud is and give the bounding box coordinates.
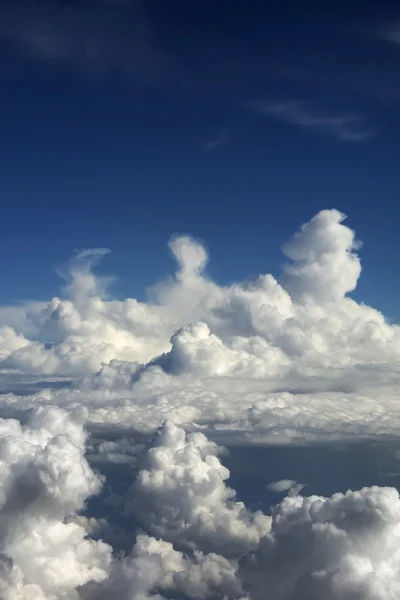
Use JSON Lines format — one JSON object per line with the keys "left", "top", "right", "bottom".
{"left": 0, "top": 326, "right": 30, "bottom": 360}
{"left": 0, "top": 208, "right": 399, "bottom": 445}
{"left": 168, "top": 235, "right": 209, "bottom": 280}
{"left": 59, "top": 248, "right": 113, "bottom": 303}
{"left": 0, "top": 406, "right": 111, "bottom": 599}
{"left": 239, "top": 486, "right": 400, "bottom": 600}
{"left": 267, "top": 480, "right": 305, "bottom": 496}
{"left": 126, "top": 420, "right": 270, "bottom": 555}
{"left": 86, "top": 533, "right": 242, "bottom": 600}
{"left": 2, "top": 408, "right": 399, "bottom": 600}
{"left": 2, "top": 208, "right": 400, "bottom": 598}
{"left": 281, "top": 209, "right": 362, "bottom": 303}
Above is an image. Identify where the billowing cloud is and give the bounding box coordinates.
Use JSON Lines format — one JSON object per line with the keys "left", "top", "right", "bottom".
{"left": 1, "top": 209, "right": 400, "bottom": 596}
{"left": 0, "top": 406, "right": 111, "bottom": 599}
{"left": 2, "top": 407, "right": 400, "bottom": 599}
{"left": 281, "top": 209, "right": 361, "bottom": 303}
{"left": 126, "top": 420, "right": 270, "bottom": 555}
{"left": 0, "top": 209, "right": 399, "bottom": 444}
{"left": 240, "top": 486, "right": 400, "bottom": 600}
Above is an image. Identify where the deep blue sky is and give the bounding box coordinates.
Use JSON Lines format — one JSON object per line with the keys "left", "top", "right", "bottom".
{"left": 1, "top": 0, "right": 400, "bottom": 320}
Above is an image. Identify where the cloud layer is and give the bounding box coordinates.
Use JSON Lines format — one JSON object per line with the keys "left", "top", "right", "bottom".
{"left": 1, "top": 209, "right": 400, "bottom": 597}
{"left": 0, "top": 208, "right": 399, "bottom": 442}
{"left": 2, "top": 409, "right": 400, "bottom": 599}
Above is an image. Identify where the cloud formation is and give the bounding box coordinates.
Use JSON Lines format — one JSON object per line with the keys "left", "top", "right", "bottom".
{"left": 0, "top": 208, "right": 399, "bottom": 445}
{"left": 1, "top": 209, "right": 400, "bottom": 596}
{"left": 1, "top": 406, "right": 400, "bottom": 599}
{"left": 240, "top": 486, "right": 400, "bottom": 600}
{"left": 126, "top": 420, "right": 270, "bottom": 554}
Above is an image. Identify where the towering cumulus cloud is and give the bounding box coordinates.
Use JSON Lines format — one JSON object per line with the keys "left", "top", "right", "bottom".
{"left": 126, "top": 421, "right": 270, "bottom": 554}
{"left": 282, "top": 209, "right": 361, "bottom": 303}
{"left": 0, "top": 209, "right": 400, "bottom": 598}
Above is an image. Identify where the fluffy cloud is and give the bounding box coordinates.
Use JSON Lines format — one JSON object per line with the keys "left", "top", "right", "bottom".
{"left": 87, "top": 533, "right": 242, "bottom": 600}
{"left": 1, "top": 209, "right": 398, "bottom": 380}
{"left": 239, "top": 486, "right": 400, "bottom": 600}
{"left": 126, "top": 420, "right": 270, "bottom": 555}
{"left": 0, "top": 406, "right": 111, "bottom": 599}
{"left": 0, "top": 326, "right": 30, "bottom": 360}
{"left": 1, "top": 209, "right": 400, "bottom": 597}
{"left": 267, "top": 479, "right": 305, "bottom": 496}
{"left": 0, "top": 209, "right": 399, "bottom": 444}
{"left": 3, "top": 408, "right": 400, "bottom": 600}
{"left": 282, "top": 209, "right": 362, "bottom": 303}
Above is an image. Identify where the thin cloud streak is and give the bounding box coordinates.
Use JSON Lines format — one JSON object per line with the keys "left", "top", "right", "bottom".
{"left": 202, "top": 129, "right": 229, "bottom": 154}
{"left": 249, "top": 99, "right": 377, "bottom": 142}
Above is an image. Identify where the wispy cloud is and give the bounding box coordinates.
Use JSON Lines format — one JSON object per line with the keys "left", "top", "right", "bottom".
{"left": 249, "top": 99, "right": 377, "bottom": 142}
{"left": 380, "top": 21, "right": 400, "bottom": 45}
{"left": 202, "top": 129, "right": 229, "bottom": 154}
{"left": 0, "top": 0, "right": 169, "bottom": 82}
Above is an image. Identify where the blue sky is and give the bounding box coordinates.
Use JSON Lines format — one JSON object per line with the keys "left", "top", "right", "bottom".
{"left": 1, "top": 0, "right": 400, "bottom": 319}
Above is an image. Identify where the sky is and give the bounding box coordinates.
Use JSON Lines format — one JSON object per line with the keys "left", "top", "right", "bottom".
{"left": 3, "top": 2, "right": 400, "bottom": 600}
{"left": 1, "top": 0, "right": 400, "bottom": 318}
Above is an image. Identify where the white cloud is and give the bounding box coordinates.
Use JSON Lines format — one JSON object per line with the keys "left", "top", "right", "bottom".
{"left": 0, "top": 406, "right": 111, "bottom": 599}
{"left": 282, "top": 209, "right": 361, "bottom": 303}
{"left": 1, "top": 404, "right": 400, "bottom": 598}
{"left": 1, "top": 209, "right": 400, "bottom": 596}
{"left": 266, "top": 480, "right": 305, "bottom": 496}
{"left": 126, "top": 420, "right": 270, "bottom": 555}
{"left": 0, "top": 326, "right": 30, "bottom": 360}
{"left": 0, "top": 209, "right": 399, "bottom": 446}
{"left": 87, "top": 533, "right": 242, "bottom": 600}
{"left": 239, "top": 486, "right": 400, "bottom": 600}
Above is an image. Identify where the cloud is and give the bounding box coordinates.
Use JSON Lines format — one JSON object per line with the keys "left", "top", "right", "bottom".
{"left": 58, "top": 248, "right": 113, "bottom": 303}
{"left": 281, "top": 209, "right": 362, "bottom": 303}
{"left": 202, "top": 129, "right": 229, "bottom": 154}
{"left": 267, "top": 480, "right": 305, "bottom": 496}
{"left": 239, "top": 486, "right": 400, "bottom": 600}
{"left": 380, "top": 21, "right": 400, "bottom": 45}
{"left": 1, "top": 209, "right": 400, "bottom": 597}
{"left": 85, "top": 532, "right": 243, "bottom": 600}
{"left": 168, "top": 235, "right": 209, "bottom": 280}
{"left": 125, "top": 420, "right": 270, "bottom": 555}
{"left": 2, "top": 405, "right": 400, "bottom": 599}
{"left": 0, "top": 0, "right": 168, "bottom": 82}
{"left": 0, "top": 405, "right": 112, "bottom": 598}
{"left": 249, "top": 99, "right": 376, "bottom": 141}
{"left": 0, "top": 209, "right": 400, "bottom": 446}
